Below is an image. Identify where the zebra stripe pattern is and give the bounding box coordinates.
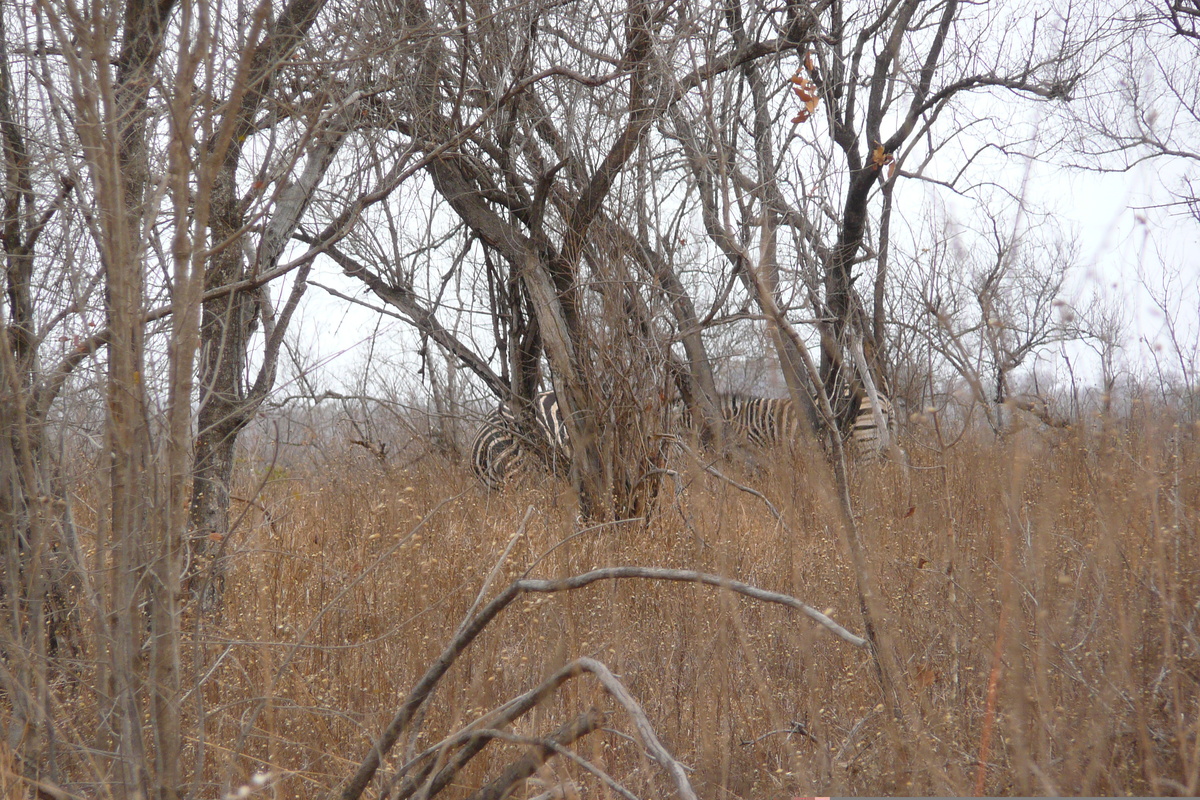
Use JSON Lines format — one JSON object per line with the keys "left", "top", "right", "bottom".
{"left": 712, "top": 394, "right": 801, "bottom": 448}
{"left": 470, "top": 392, "right": 571, "bottom": 488}
{"left": 471, "top": 386, "right": 898, "bottom": 488}
{"left": 697, "top": 391, "right": 895, "bottom": 459}
{"left": 470, "top": 408, "right": 532, "bottom": 489}
{"left": 532, "top": 391, "right": 572, "bottom": 460}
{"left": 847, "top": 390, "right": 896, "bottom": 461}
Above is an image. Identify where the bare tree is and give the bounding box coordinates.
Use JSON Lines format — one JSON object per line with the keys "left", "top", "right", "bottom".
{"left": 1073, "top": 0, "right": 1200, "bottom": 219}
{"left": 666, "top": 0, "right": 1097, "bottom": 441}
{"left": 189, "top": 0, "right": 349, "bottom": 598}
{"left": 912, "top": 214, "right": 1076, "bottom": 433}
{"left": 1, "top": 0, "right": 202, "bottom": 790}
{"left": 325, "top": 0, "right": 815, "bottom": 518}
{"left": 1137, "top": 261, "right": 1200, "bottom": 418}
{"left": 1, "top": 0, "right": 402, "bottom": 792}
{"left": 1064, "top": 2, "right": 1200, "bottom": 414}
{"left": 1, "top": 3, "right": 83, "bottom": 784}
{"left": 1062, "top": 286, "right": 1130, "bottom": 416}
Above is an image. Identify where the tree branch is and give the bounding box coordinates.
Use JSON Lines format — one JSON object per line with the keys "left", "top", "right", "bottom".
{"left": 338, "top": 566, "right": 864, "bottom": 800}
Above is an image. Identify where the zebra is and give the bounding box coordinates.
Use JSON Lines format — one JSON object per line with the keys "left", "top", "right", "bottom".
{"left": 689, "top": 390, "right": 896, "bottom": 460}
{"left": 471, "top": 386, "right": 899, "bottom": 488}
{"left": 846, "top": 389, "right": 897, "bottom": 461}
{"left": 470, "top": 391, "right": 572, "bottom": 488}
{"left": 707, "top": 394, "right": 801, "bottom": 448}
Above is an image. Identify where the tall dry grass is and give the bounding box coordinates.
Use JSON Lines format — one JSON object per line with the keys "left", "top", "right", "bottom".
{"left": 40, "top": 407, "right": 1200, "bottom": 798}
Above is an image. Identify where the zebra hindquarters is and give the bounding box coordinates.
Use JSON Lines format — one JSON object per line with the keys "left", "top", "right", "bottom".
{"left": 470, "top": 410, "right": 532, "bottom": 489}
{"left": 849, "top": 392, "right": 897, "bottom": 462}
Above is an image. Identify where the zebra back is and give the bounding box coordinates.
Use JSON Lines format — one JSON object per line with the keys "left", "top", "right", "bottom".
{"left": 716, "top": 394, "right": 800, "bottom": 448}
{"left": 693, "top": 390, "right": 895, "bottom": 459}
{"left": 470, "top": 391, "right": 571, "bottom": 487}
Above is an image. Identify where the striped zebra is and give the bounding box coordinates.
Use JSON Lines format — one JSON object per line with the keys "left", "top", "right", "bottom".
{"left": 709, "top": 394, "right": 801, "bottom": 448}
{"left": 846, "top": 390, "right": 897, "bottom": 461}
{"left": 694, "top": 390, "right": 896, "bottom": 460}
{"left": 470, "top": 391, "right": 571, "bottom": 488}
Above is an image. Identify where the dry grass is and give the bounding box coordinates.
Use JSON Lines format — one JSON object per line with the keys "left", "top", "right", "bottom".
{"left": 42, "top": 409, "right": 1200, "bottom": 798}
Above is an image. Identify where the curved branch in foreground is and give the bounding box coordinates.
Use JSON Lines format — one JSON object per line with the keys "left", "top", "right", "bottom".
{"left": 388, "top": 658, "right": 590, "bottom": 800}
{"left": 517, "top": 568, "right": 868, "bottom": 649}
{"left": 338, "top": 565, "right": 865, "bottom": 800}
{"left": 571, "top": 657, "right": 697, "bottom": 800}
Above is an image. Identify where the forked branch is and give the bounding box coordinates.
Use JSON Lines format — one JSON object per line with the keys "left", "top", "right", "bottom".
{"left": 339, "top": 565, "right": 865, "bottom": 800}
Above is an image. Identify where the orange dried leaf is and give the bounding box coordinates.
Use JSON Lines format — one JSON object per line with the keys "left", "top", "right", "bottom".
{"left": 805, "top": 52, "right": 814, "bottom": 71}
{"left": 871, "top": 144, "right": 894, "bottom": 169}
{"left": 805, "top": 96, "right": 820, "bottom": 112}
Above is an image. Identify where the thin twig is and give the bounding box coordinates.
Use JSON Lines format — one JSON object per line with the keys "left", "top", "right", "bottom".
{"left": 670, "top": 436, "right": 792, "bottom": 535}
{"left": 459, "top": 506, "right": 535, "bottom": 635}
{"left": 521, "top": 516, "right": 647, "bottom": 579}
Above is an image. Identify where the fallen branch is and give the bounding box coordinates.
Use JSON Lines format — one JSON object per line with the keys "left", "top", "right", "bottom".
{"left": 575, "top": 658, "right": 697, "bottom": 800}
{"left": 339, "top": 565, "right": 865, "bottom": 800}
{"left": 517, "top": 568, "right": 867, "bottom": 649}
{"left": 388, "top": 659, "right": 589, "bottom": 800}
{"left": 389, "top": 659, "right": 680, "bottom": 800}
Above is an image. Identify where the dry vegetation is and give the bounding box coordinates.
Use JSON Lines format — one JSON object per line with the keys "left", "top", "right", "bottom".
{"left": 31, "top": 404, "right": 1185, "bottom": 798}
{"left": 7, "top": 0, "right": 1200, "bottom": 795}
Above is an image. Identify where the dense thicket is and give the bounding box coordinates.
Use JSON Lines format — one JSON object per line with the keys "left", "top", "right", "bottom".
{"left": 1, "top": 0, "right": 1197, "bottom": 796}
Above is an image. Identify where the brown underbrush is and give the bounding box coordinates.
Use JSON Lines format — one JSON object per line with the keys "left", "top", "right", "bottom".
{"left": 38, "top": 411, "right": 1200, "bottom": 798}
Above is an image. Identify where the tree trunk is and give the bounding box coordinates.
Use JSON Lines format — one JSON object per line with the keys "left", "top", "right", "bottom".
{"left": 733, "top": 0, "right": 819, "bottom": 433}
{"left": 188, "top": 0, "right": 329, "bottom": 600}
